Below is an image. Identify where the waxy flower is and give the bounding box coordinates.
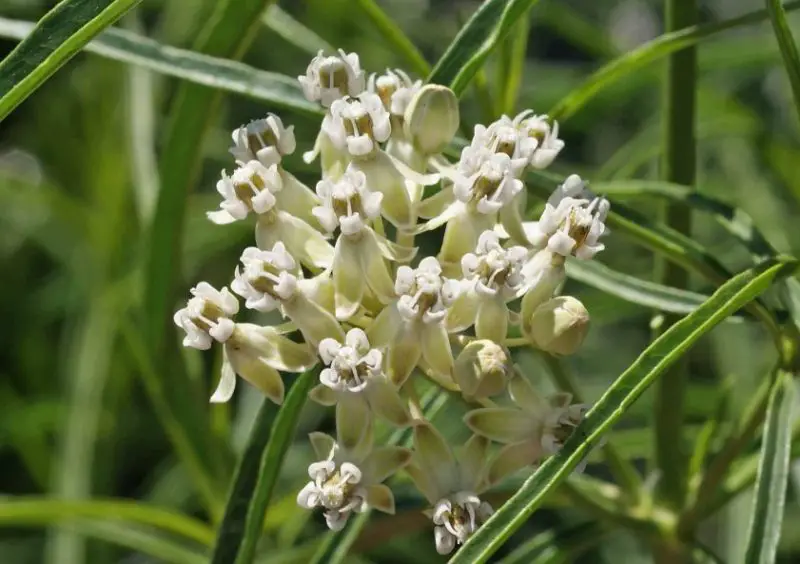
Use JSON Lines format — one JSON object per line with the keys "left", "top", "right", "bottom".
{"left": 324, "top": 93, "right": 391, "bottom": 158}
{"left": 406, "top": 424, "right": 495, "bottom": 555}
{"left": 309, "top": 329, "right": 412, "bottom": 450}
{"left": 465, "top": 375, "right": 589, "bottom": 479}
{"left": 403, "top": 84, "right": 460, "bottom": 157}
{"left": 207, "top": 160, "right": 332, "bottom": 270}
{"left": 173, "top": 283, "right": 316, "bottom": 404}
{"left": 368, "top": 68, "right": 421, "bottom": 122}
{"left": 299, "top": 49, "right": 365, "bottom": 107}
{"left": 229, "top": 114, "right": 296, "bottom": 167}
{"left": 526, "top": 296, "right": 590, "bottom": 356}
{"left": 297, "top": 423, "right": 410, "bottom": 531}
{"left": 313, "top": 169, "right": 408, "bottom": 320}
{"left": 231, "top": 243, "right": 344, "bottom": 346}
{"left": 369, "top": 257, "right": 460, "bottom": 386}
{"left": 447, "top": 230, "right": 529, "bottom": 342}
{"left": 519, "top": 249, "right": 567, "bottom": 327}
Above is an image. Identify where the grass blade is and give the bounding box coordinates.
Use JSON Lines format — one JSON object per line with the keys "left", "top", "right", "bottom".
{"left": 210, "top": 368, "right": 318, "bottom": 564}
{"left": 449, "top": 257, "right": 798, "bottom": 563}
{"left": 0, "top": 0, "right": 142, "bottom": 120}
{"left": 262, "top": 4, "right": 334, "bottom": 55}
{"left": 744, "top": 370, "right": 795, "bottom": 564}
{"left": 355, "top": 0, "right": 430, "bottom": 76}
{"left": 766, "top": 0, "right": 800, "bottom": 123}
{"left": 549, "top": 0, "right": 800, "bottom": 121}
{"left": 0, "top": 17, "right": 321, "bottom": 116}
{"left": 427, "top": 0, "right": 540, "bottom": 95}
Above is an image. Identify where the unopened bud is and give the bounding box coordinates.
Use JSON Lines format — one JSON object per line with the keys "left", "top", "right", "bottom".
{"left": 520, "top": 250, "right": 566, "bottom": 331}
{"left": 454, "top": 340, "right": 511, "bottom": 398}
{"left": 527, "top": 296, "right": 589, "bottom": 356}
{"left": 403, "top": 85, "right": 459, "bottom": 155}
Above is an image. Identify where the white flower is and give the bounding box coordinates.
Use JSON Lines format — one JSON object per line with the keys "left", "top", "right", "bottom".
{"left": 517, "top": 112, "right": 564, "bottom": 170}
{"left": 313, "top": 168, "right": 383, "bottom": 236}
{"left": 173, "top": 282, "right": 239, "bottom": 350}
{"left": 405, "top": 424, "right": 495, "bottom": 555}
{"left": 368, "top": 257, "right": 460, "bottom": 386}
{"left": 231, "top": 243, "right": 344, "bottom": 346}
{"left": 229, "top": 114, "right": 296, "bottom": 167}
{"left": 207, "top": 161, "right": 282, "bottom": 224}
{"left": 299, "top": 49, "right": 365, "bottom": 107}
{"left": 368, "top": 68, "right": 422, "bottom": 118}
{"left": 310, "top": 329, "right": 412, "bottom": 448}
{"left": 464, "top": 375, "right": 589, "bottom": 479}
{"left": 525, "top": 174, "right": 610, "bottom": 260}
{"left": 447, "top": 231, "right": 529, "bottom": 342}
{"left": 324, "top": 93, "right": 391, "bottom": 157}
{"left": 453, "top": 152, "right": 523, "bottom": 214}
{"left": 297, "top": 425, "right": 410, "bottom": 530}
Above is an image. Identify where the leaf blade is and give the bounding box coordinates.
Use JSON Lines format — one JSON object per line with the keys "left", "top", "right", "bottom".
{"left": 766, "top": 0, "right": 800, "bottom": 125}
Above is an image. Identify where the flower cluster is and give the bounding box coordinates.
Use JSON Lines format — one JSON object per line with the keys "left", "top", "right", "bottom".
{"left": 174, "top": 50, "right": 610, "bottom": 555}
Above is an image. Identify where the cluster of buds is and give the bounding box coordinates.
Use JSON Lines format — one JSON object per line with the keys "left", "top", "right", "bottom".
{"left": 174, "top": 49, "right": 610, "bottom": 555}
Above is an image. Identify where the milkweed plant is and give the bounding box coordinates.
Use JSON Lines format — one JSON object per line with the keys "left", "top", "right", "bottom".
{"left": 174, "top": 50, "right": 608, "bottom": 554}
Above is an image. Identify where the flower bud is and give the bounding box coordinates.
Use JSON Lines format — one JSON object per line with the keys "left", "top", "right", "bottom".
{"left": 527, "top": 296, "right": 589, "bottom": 356}
{"left": 454, "top": 340, "right": 511, "bottom": 399}
{"left": 403, "top": 84, "right": 459, "bottom": 155}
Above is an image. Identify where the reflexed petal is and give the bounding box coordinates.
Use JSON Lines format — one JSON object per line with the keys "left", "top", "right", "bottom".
{"left": 420, "top": 323, "right": 454, "bottom": 378}
{"left": 350, "top": 153, "right": 412, "bottom": 227}
{"left": 359, "top": 229, "right": 397, "bottom": 303}
{"left": 283, "top": 293, "right": 345, "bottom": 346}
{"left": 227, "top": 350, "right": 285, "bottom": 404}
{"left": 413, "top": 422, "right": 457, "bottom": 497}
{"left": 254, "top": 215, "right": 280, "bottom": 252}
{"left": 445, "top": 289, "right": 480, "bottom": 333}
{"left": 405, "top": 462, "right": 440, "bottom": 504}
{"left": 374, "top": 232, "right": 417, "bottom": 263}
{"left": 364, "top": 446, "right": 412, "bottom": 483}
{"left": 487, "top": 441, "right": 541, "bottom": 486}
{"left": 414, "top": 200, "right": 463, "bottom": 235}
{"left": 367, "top": 304, "right": 401, "bottom": 348}
{"left": 207, "top": 210, "right": 238, "bottom": 224}
{"left": 499, "top": 190, "right": 529, "bottom": 245}
{"left": 365, "top": 484, "right": 396, "bottom": 514}
{"left": 439, "top": 212, "right": 492, "bottom": 266}
{"left": 475, "top": 296, "right": 508, "bottom": 342}
{"left": 276, "top": 211, "right": 334, "bottom": 270}
{"left": 309, "top": 431, "right": 336, "bottom": 460}
{"left": 458, "top": 434, "right": 489, "bottom": 492}
{"left": 336, "top": 395, "right": 370, "bottom": 451}
{"left": 464, "top": 408, "right": 536, "bottom": 443}
{"left": 333, "top": 238, "right": 365, "bottom": 320}
{"left": 386, "top": 326, "right": 422, "bottom": 387}
{"left": 417, "top": 186, "right": 455, "bottom": 219}
{"left": 276, "top": 169, "right": 322, "bottom": 227}
{"left": 508, "top": 375, "right": 547, "bottom": 412}
{"left": 309, "top": 384, "right": 338, "bottom": 406}
{"left": 210, "top": 358, "right": 237, "bottom": 403}
{"left": 366, "top": 377, "right": 412, "bottom": 427}
{"left": 235, "top": 324, "right": 318, "bottom": 372}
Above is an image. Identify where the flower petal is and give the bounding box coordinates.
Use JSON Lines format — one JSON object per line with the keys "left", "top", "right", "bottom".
{"left": 333, "top": 238, "right": 365, "bottom": 320}
{"left": 439, "top": 211, "right": 492, "bottom": 266}
{"left": 374, "top": 231, "right": 417, "bottom": 263}
{"left": 487, "top": 441, "right": 541, "bottom": 486}
{"left": 420, "top": 323, "right": 454, "bottom": 378}
{"left": 498, "top": 190, "right": 529, "bottom": 245}
{"left": 235, "top": 324, "right": 318, "bottom": 372}
{"left": 508, "top": 375, "right": 547, "bottom": 412}
{"left": 227, "top": 349, "right": 285, "bottom": 404}
{"left": 405, "top": 462, "right": 440, "bottom": 504}
{"left": 283, "top": 294, "right": 345, "bottom": 346}
{"left": 336, "top": 395, "right": 370, "bottom": 452}
{"left": 276, "top": 169, "right": 322, "bottom": 227}
{"left": 210, "top": 357, "right": 237, "bottom": 403}
{"left": 464, "top": 408, "right": 536, "bottom": 443}
{"left": 458, "top": 434, "right": 489, "bottom": 492}
{"left": 364, "top": 446, "right": 412, "bottom": 484}
{"left": 413, "top": 422, "right": 457, "bottom": 498}
{"left": 366, "top": 377, "right": 412, "bottom": 427}
{"left": 365, "top": 483, "right": 396, "bottom": 514}
{"left": 445, "top": 288, "right": 480, "bottom": 333}
{"left": 417, "top": 186, "right": 455, "bottom": 219}
{"left": 276, "top": 211, "right": 334, "bottom": 270}
{"left": 475, "top": 295, "right": 508, "bottom": 342}
{"left": 367, "top": 303, "right": 401, "bottom": 348}
{"left": 350, "top": 153, "right": 412, "bottom": 228}
{"left": 387, "top": 326, "right": 422, "bottom": 387}
{"left": 309, "top": 431, "right": 337, "bottom": 460}
{"left": 359, "top": 229, "right": 397, "bottom": 303}
{"left": 309, "top": 384, "right": 338, "bottom": 406}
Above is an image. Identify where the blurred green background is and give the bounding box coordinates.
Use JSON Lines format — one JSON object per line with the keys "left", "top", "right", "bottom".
{"left": 1, "top": 0, "right": 800, "bottom": 562}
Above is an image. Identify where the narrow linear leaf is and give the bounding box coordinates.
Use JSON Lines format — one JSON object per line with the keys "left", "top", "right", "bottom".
{"left": 744, "top": 370, "right": 795, "bottom": 564}
{"left": 549, "top": 0, "right": 800, "bottom": 120}
{"left": 0, "top": 17, "right": 319, "bottom": 117}
{"left": 262, "top": 4, "right": 334, "bottom": 55}
{"left": 766, "top": 0, "right": 800, "bottom": 124}
{"left": 449, "top": 258, "right": 798, "bottom": 563}
{"left": 355, "top": 0, "right": 430, "bottom": 76}
{"left": 427, "top": 0, "right": 540, "bottom": 95}
{"left": 210, "top": 368, "right": 318, "bottom": 564}
{"left": 499, "top": 523, "right": 605, "bottom": 564}
{"left": 0, "top": 0, "right": 143, "bottom": 120}
{"left": 0, "top": 497, "right": 214, "bottom": 546}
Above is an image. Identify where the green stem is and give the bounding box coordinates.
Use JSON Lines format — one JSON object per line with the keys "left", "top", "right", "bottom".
{"left": 541, "top": 354, "right": 643, "bottom": 503}
{"left": 653, "top": 0, "right": 697, "bottom": 514}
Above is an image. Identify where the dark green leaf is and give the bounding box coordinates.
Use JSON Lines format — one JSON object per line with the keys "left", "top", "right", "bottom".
{"left": 766, "top": 0, "right": 800, "bottom": 125}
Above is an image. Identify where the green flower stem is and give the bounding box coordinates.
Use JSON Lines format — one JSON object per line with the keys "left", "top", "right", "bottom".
{"left": 653, "top": 0, "right": 697, "bottom": 514}
{"left": 541, "top": 353, "right": 643, "bottom": 503}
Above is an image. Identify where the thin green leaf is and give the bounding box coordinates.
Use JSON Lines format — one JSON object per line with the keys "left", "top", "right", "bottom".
{"left": 766, "top": 0, "right": 800, "bottom": 124}
{"left": 496, "top": 13, "right": 529, "bottom": 114}
{"left": 499, "top": 523, "right": 605, "bottom": 564}
{"left": 210, "top": 368, "right": 318, "bottom": 564}
{"left": 549, "top": 0, "right": 800, "bottom": 120}
{"left": 688, "top": 376, "right": 732, "bottom": 478}
{"left": 566, "top": 259, "right": 708, "bottom": 314}
{"left": 262, "top": 4, "right": 334, "bottom": 55}
{"left": 0, "top": 17, "right": 320, "bottom": 116}
{"left": 0, "top": 497, "right": 214, "bottom": 546}
{"left": 427, "top": 0, "right": 540, "bottom": 95}
{"left": 355, "top": 0, "right": 430, "bottom": 76}
{"left": 0, "top": 0, "right": 142, "bottom": 120}
{"left": 744, "top": 370, "right": 795, "bottom": 564}
{"left": 449, "top": 258, "right": 798, "bottom": 563}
